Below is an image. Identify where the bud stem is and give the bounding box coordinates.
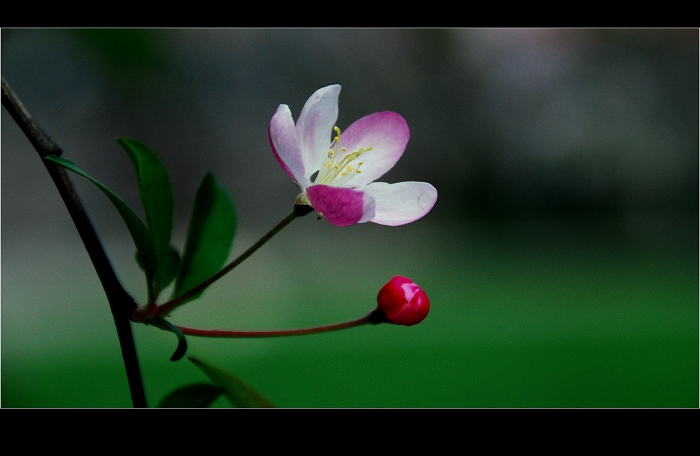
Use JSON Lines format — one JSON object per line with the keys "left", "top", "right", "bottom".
{"left": 157, "top": 309, "right": 384, "bottom": 339}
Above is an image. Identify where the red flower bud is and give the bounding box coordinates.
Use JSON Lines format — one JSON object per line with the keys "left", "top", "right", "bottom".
{"left": 376, "top": 276, "right": 430, "bottom": 326}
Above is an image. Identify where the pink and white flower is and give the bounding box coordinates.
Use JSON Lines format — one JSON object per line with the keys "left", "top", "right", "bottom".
{"left": 269, "top": 85, "right": 437, "bottom": 227}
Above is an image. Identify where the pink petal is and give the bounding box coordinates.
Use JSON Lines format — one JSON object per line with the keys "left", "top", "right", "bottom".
{"left": 296, "top": 85, "right": 341, "bottom": 183}
{"left": 306, "top": 184, "right": 376, "bottom": 227}
{"left": 360, "top": 181, "right": 437, "bottom": 226}
{"left": 269, "top": 105, "right": 309, "bottom": 188}
{"left": 336, "top": 112, "right": 409, "bottom": 187}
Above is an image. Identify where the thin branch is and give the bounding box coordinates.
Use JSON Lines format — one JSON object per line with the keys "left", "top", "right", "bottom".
{"left": 2, "top": 77, "right": 148, "bottom": 408}
{"left": 155, "top": 205, "right": 312, "bottom": 316}
{"left": 156, "top": 309, "right": 387, "bottom": 339}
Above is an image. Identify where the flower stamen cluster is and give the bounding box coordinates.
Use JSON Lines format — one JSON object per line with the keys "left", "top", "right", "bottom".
{"left": 315, "top": 126, "right": 373, "bottom": 186}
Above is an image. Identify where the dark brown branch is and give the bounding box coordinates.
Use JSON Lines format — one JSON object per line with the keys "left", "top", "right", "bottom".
{"left": 2, "top": 77, "right": 147, "bottom": 408}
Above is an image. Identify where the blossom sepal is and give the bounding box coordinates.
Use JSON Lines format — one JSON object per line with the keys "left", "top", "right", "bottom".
{"left": 376, "top": 276, "right": 430, "bottom": 326}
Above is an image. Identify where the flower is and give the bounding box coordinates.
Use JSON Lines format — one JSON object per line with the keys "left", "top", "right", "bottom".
{"left": 376, "top": 276, "right": 430, "bottom": 326}
{"left": 269, "top": 85, "right": 437, "bottom": 227}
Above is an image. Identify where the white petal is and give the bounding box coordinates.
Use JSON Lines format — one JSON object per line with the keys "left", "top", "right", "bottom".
{"left": 361, "top": 181, "right": 437, "bottom": 226}
{"left": 296, "top": 85, "right": 341, "bottom": 183}
{"left": 269, "top": 105, "right": 310, "bottom": 188}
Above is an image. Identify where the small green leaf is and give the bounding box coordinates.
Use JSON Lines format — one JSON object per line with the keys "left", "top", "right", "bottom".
{"left": 117, "top": 138, "right": 174, "bottom": 298}
{"left": 136, "top": 245, "right": 180, "bottom": 296}
{"left": 157, "top": 318, "right": 188, "bottom": 361}
{"left": 157, "top": 383, "right": 225, "bottom": 408}
{"left": 189, "top": 356, "right": 273, "bottom": 408}
{"left": 159, "top": 245, "right": 181, "bottom": 294}
{"left": 174, "top": 172, "right": 237, "bottom": 301}
{"left": 45, "top": 155, "right": 159, "bottom": 297}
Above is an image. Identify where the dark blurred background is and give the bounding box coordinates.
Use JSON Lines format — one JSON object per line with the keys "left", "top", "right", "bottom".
{"left": 2, "top": 29, "right": 697, "bottom": 407}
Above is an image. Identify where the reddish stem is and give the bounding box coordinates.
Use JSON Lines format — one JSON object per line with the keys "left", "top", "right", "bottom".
{"left": 157, "top": 309, "right": 387, "bottom": 338}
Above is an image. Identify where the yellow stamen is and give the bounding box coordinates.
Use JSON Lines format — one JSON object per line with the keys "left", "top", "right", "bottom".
{"left": 315, "top": 125, "right": 374, "bottom": 186}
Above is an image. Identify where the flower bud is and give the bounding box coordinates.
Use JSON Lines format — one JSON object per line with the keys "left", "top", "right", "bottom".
{"left": 376, "top": 276, "right": 430, "bottom": 326}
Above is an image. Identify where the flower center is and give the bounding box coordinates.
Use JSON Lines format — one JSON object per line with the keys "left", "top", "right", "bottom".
{"left": 314, "top": 126, "right": 373, "bottom": 187}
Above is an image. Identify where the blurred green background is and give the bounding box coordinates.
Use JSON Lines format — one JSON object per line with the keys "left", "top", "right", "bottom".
{"left": 2, "top": 29, "right": 697, "bottom": 407}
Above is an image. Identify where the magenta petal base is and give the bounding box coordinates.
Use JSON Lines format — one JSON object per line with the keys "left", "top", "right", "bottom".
{"left": 307, "top": 185, "right": 369, "bottom": 227}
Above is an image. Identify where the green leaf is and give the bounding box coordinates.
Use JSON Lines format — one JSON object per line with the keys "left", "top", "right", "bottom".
{"left": 117, "top": 138, "right": 174, "bottom": 298}
{"left": 157, "top": 383, "right": 225, "bottom": 408}
{"left": 157, "top": 318, "right": 188, "bottom": 361}
{"left": 136, "top": 245, "right": 180, "bottom": 296}
{"left": 45, "top": 155, "right": 159, "bottom": 295}
{"left": 189, "top": 356, "right": 273, "bottom": 408}
{"left": 174, "top": 172, "right": 236, "bottom": 301}
{"left": 159, "top": 245, "right": 181, "bottom": 294}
